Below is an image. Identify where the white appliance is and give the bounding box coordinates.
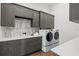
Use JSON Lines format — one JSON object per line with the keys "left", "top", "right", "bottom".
{"left": 39, "top": 29, "right": 59, "bottom": 52}
{"left": 53, "top": 29, "right": 59, "bottom": 48}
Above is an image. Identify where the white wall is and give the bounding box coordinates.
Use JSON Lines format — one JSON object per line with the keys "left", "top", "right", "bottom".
{"left": 51, "top": 3, "right": 79, "bottom": 44}
{"left": 0, "top": 3, "right": 1, "bottom": 25}
{"left": 0, "top": 3, "right": 2, "bottom": 38}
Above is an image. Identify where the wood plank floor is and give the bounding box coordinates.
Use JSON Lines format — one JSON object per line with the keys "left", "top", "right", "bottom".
{"left": 31, "top": 51, "right": 58, "bottom": 56}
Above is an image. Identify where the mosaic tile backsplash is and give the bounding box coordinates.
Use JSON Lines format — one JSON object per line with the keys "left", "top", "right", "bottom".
{"left": 0, "top": 18, "right": 39, "bottom": 39}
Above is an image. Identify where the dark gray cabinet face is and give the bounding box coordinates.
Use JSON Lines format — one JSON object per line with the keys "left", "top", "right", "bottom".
{"left": 1, "top": 3, "right": 40, "bottom": 27}
{"left": 50, "top": 15, "right": 54, "bottom": 28}
{"left": 14, "top": 5, "right": 33, "bottom": 19}
{"left": 40, "top": 12, "right": 54, "bottom": 29}
{"left": 40, "top": 12, "right": 47, "bottom": 29}
{"left": 70, "top": 3, "right": 79, "bottom": 23}
{"left": 47, "top": 15, "right": 54, "bottom": 28}
{"left": 0, "top": 37, "right": 42, "bottom": 56}
{"left": 0, "top": 40, "right": 24, "bottom": 56}
{"left": 1, "top": 3, "right": 15, "bottom": 27}
{"left": 1, "top": 3, "right": 54, "bottom": 28}
{"left": 31, "top": 10, "right": 39, "bottom": 27}
{"left": 23, "top": 37, "right": 42, "bottom": 55}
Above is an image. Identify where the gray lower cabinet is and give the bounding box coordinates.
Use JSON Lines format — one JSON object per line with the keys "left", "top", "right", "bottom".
{"left": 0, "top": 37, "right": 42, "bottom": 56}
{"left": 31, "top": 10, "right": 39, "bottom": 27}
{"left": 23, "top": 37, "right": 42, "bottom": 55}
{"left": 1, "top": 3, "right": 15, "bottom": 27}
{"left": 40, "top": 11, "right": 54, "bottom": 29}
{"left": 0, "top": 40, "right": 23, "bottom": 56}
{"left": 69, "top": 3, "right": 79, "bottom": 23}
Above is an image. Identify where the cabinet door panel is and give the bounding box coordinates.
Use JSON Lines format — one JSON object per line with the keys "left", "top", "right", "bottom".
{"left": 23, "top": 8, "right": 33, "bottom": 18}
{"left": 40, "top": 12, "right": 54, "bottom": 29}
{"left": 14, "top": 5, "right": 24, "bottom": 17}
{"left": 40, "top": 12, "right": 47, "bottom": 29}
{"left": 48, "top": 15, "right": 54, "bottom": 29}
{"left": 1, "top": 3, "right": 15, "bottom": 27}
{"left": 24, "top": 37, "right": 42, "bottom": 55}
{"left": 46, "top": 14, "right": 50, "bottom": 28}
{"left": 0, "top": 40, "right": 23, "bottom": 56}
{"left": 14, "top": 5, "right": 32, "bottom": 19}
{"left": 32, "top": 11, "right": 39, "bottom": 27}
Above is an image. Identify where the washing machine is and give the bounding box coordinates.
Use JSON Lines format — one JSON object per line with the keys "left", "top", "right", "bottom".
{"left": 39, "top": 29, "right": 59, "bottom": 52}
{"left": 39, "top": 30, "right": 54, "bottom": 52}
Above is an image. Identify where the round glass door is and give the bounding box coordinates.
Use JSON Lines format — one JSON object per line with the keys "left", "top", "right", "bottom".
{"left": 54, "top": 31, "right": 59, "bottom": 40}
{"left": 46, "top": 32, "right": 53, "bottom": 42}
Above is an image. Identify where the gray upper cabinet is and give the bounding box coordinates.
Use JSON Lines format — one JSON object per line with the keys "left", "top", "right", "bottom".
{"left": 46, "top": 14, "right": 54, "bottom": 28}
{"left": 1, "top": 3, "right": 54, "bottom": 28}
{"left": 40, "top": 11, "right": 54, "bottom": 29}
{"left": 40, "top": 12, "right": 47, "bottom": 29}
{"left": 13, "top": 4, "right": 33, "bottom": 19}
{"left": 1, "top": 3, "right": 40, "bottom": 27}
{"left": 1, "top": 3, "right": 15, "bottom": 27}
{"left": 69, "top": 3, "right": 79, "bottom": 23}
{"left": 31, "top": 10, "right": 39, "bottom": 27}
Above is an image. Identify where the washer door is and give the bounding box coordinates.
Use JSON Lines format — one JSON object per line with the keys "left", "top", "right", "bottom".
{"left": 54, "top": 31, "right": 59, "bottom": 40}
{"left": 46, "top": 32, "right": 53, "bottom": 42}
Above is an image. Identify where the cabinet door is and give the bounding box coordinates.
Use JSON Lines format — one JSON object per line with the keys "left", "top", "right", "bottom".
{"left": 47, "top": 15, "right": 54, "bottom": 29}
{"left": 24, "top": 37, "right": 42, "bottom": 55}
{"left": 40, "top": 12, "right": 54, "bottom": 29}
{"left": 50, "top": 15, "right": 54, "bottom": 29}
{"left": 1, "top": 3, "right": 15, "bottom": 27}
{"left": 70, "top": 3, "right": 79, "bottom": 23}
{"left": 0, "top": 40, "right": 24, "bottom": 56}
{"left": 40, "top": 12, "right": 48, "bottom": 29}
{"left": 31, "top": 10, "right": 39, "bottom": 27}
{"left": 23, "top": 8, "right": 33, "bottom": 19}
{"left": 14, "top": 4, "right": 32, "bottom": 19}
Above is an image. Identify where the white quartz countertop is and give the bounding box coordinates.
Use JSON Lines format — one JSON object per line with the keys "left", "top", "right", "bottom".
{"left": 51, "top": 36, "right": 79, "bottom": 56}
{"left": 0, "top": 35, "right": 42, "bottom": 42}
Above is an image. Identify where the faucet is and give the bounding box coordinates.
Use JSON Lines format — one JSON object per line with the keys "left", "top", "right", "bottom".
{"left": 22, "top": 32, "right": 26, "bottom": 36}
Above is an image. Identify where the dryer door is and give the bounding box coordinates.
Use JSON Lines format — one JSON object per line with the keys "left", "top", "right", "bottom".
{"left": 54, "top": 31, "right": 59, "bottom": 40}
{"left": 46, "top": 32, "right": 53, "bottom": 42}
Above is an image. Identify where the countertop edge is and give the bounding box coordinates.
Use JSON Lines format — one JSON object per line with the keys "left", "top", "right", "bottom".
{"left": 0, "top": 35, "right": 42, "bottom": 42}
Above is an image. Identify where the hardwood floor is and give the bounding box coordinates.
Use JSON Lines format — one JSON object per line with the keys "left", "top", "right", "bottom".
{"left": 31, "top": 51, "right": 58, "bottom": 56}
